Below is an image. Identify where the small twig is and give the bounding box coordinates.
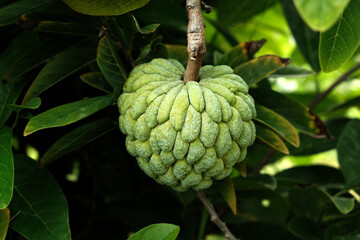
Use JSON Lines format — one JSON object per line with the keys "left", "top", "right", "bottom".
{"left": 309, "top": 62, "right": 360, "bottom": 110}
{"left": 196, "top": 191, "right": 239, "bottom": 240}
{"left": 201, "top": 1, "right": 213, "bottom": 13}
{"left": 183, "top": 0, "right": 206, "bottom": 83}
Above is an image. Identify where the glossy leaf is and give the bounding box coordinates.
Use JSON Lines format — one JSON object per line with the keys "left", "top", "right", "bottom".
{"left": 80, "top": 72, "right": 113, "bottom": 94}
{"left": 234, "top": 55, "right": 290, "bottom": 85}
{"left": 215, "top": 0, "right": 278, "bottom": 25}
{"left": 8, "top": 97, "right": 41, "bottom": 111}
{"left": 97, "top": 35, "right": 127, "bottom": 88}
{"left": 0, "top": 0, "right": 55, "bottom": 27}
{"left": 0, "top": 208, "right": 10, "bottom": 240}
{"left": 293, "top": 0, "right": 351, "bottom": 32}
{"left": 128, "top": 223, "right": 180, "bottom": 240}
{"left": 22, "top": 46, "right": 96, "bottom": 103}
{"left": 337, "top": 119, "right": 360, "bottom": 187}
{"left": 0, "top": 80, "right": 25, "bottom": 127}
{"left": 271, "top": 65, "right": 313, "bottom": 78}
{"left": 34, "top": 21, "right": 98, "bottom": 37}
{"left": 24, "top": 95, "right": 114, "bottom": 136}
{"left": 255, "top": 123, "right": 289, "bottom": 154}
{"left": 288, "top": 217, "right": 322, "bottom": 240}
{"left": 255, "top": 105, "right": 300, "bottom": 147}
{"left": 0, "top": 32, "right": 42, "bottom": 80}
{"left": 281, "top": 0, "right": 320, "bottom": 72}
{"left": 40, "top": 119, "right": 116, "bottom": 166}
{"left": 62, "top": 0, "right": 150, "bottom": 16}
{"left": 320, "top": 0, "right": 360, "bottom": 72}
{"left": 214, "top": 177, "right": 237, "bottom": 215}
{"left": 251, "top": 88, "right": 326, "bottom": 137}
{"left": 9, "top": 155, "right": 71, "bottom": 240}
{"left": 217, "top": 39, "right": 266, "bottom": 68}
{"left": 0, "top": 127, "right": 13, "bottom": 209}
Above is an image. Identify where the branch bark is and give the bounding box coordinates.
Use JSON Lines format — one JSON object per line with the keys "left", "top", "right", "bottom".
{"left": 196, "top": 191, "right": 239, "bottom": 240}
{"left": 183, "top": 0, "right": 206, "bottom": 84}
{"left": 309, "top": 62, "right": 360, "bottom": 110}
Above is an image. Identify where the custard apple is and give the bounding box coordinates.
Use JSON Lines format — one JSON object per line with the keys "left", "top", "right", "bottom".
{"left": 118, "top": 58, "right": 256, "bottom": 192}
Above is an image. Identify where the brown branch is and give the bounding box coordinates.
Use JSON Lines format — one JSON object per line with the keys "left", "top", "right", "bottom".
{"left": 183, "top": 0, "right": 206, "bottom": 84}
{"left": 309, "top": 62, "right": 360, "bottom": 110}
{"left": 196, "top": 191, "right": 239, "bottom": 240}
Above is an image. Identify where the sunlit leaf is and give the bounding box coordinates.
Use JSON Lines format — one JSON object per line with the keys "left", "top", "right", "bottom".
{"left": 0, "top": 127, "right": 13, "bottom": 209}
{"left": 22, "top": 46, "right": 96, "bottom": 103}
{"left": 251, "top": 88, "right": 327, "bottom": 137}
{"left": 255, "top": 123, "right": 289, "bottom": 154}
{"left": 9, "top": 155, "right": 71, "bottom": 240}
{"left": 7, "top": 97, "right": 41, "bottom": 111}
{"left": 288, "top": 217, "right": 322, "bottom": 240}
{"left": 328, "top": 96, "right": 360, "bottom": 112}
{"left": 217, "top": 39, "right": 266, "bottom": 68}
{"left": 0, "top": 208, "right": 10, "bottom": 240}
{"left": 234, "top": 55, "right": 290, "bottom": 85}
{"left": 80, "top": 72, "right": 113, "bottom": 94}
{"left": 293, "top": 0, "right": 351, "bottom": 32}
{"left": 97, "top": 35, "right": 127, "bottom": 88}
{"left": 24, "top": 95, "right": 114, "bottom": 136}
{"left": 337, "top": 119, "right": 360, "bottom": 187}
{"left": 281, "top": 0, "right": 320, "bottom": 72}
{"left": 255, "top": 105, "right": 300, "bottom": 147}
{"left": 0, "top": 0, "right": 55, "bottom": 27}
{"left": 320, "top": 0, "right": 360, "bottom": 72}
{"left": 40, "top": 119, "right": 116, "bottom": 166}
{"left": 214, "top": 177, "right": 237, "bottom": 215}
{"left": 62, "top": 0, "right": 150, "bottom": 16}
{"left": 128, "top": 223, "right": 180, "bottom": 240}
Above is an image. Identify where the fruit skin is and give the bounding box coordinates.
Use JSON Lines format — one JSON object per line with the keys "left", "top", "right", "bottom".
{"left": 118, "top": 58, "right": 256, "bottom": 192}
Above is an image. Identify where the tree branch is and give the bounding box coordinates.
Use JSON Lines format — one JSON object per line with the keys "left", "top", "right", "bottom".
{"left": 183, "top": 0, "right": 206, "bottom": 83}
{"left": 309, "top": 62, "right": 360, "bottom": 110}
{"left": 196, "top": 191, "right": 239, "bottom": 240}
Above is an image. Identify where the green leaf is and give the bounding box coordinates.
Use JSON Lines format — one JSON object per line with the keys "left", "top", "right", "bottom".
{"left": 215, "top": 0, "right": 278, "bottom": 25}
{"left": 9, "top": 155, "right": 71, "bottom": 240}
{"left": 0, "top": 80, "right": 26, "bottom": 127}
{"left": 22, "top": 46, "right": 96, "bottom": 104}
{"left": 288, "top": 217, "right": 322, "bottom": 240}
{"left": 206, "top": 18, "right": 239, "bottom": 46}
{"left": 255, "top": 123, "right": 289, "bottom": 154}
{"left": 255, "top": 105, "right": 300, "bottom": 147}
{"left": 97, "top": 35, "right": 127, "bottom": 89}
{"left": 281, "top": 0, "right": 320, "bottom": 72}
{"left": 80, "top": 72, "right": 113, "bottom": 94}
{"left": 319, "top": 0, "right": 360, "bottom": 72}
{"left": 40, "top": 119, "right": 116, "bottom": 166}
{"left": 165, "top": 45, "right": 188, "bottom": 67}
{"left": 63, "top": 0, "right": 149, "bottom": 16}
{"left": 0, "top": 208, "right": 10, "bottom": 240}
{"left": 0, "top": 32, "right": 42, "bottom": 80}
{"left": 128, "top": 223, "right": 180, "bottom": 240}
{"left": 251, "top": 88, "right": 327, "bottom": 137}
{"left": 337, "top": 119, "right": 360, "bottom": 187}
{"left": 217, "top": 40, "right": 266, "bottom": 68}
{"left": 0, "top": 0, "right": 55, "bottom": 27}
{"left": 328, "top": 96, "right": 360, "bottom": 112}
{"left": 0, "top": 127, "right": 13, "bottom": 209}
{"left": 234, "top": 55, "right": 290, "bottom": 85}
{"left": 24, "top": 95, "right": 114, "bottom": 136}
{"left": 214, "top": 177, "right": 237, "bottom": 215}
{"left": 7, "top": 97, "right": 41, "bottom": 111}
{"left": 34, "top": 21, "right": 98, "bottom": 37}
{"left": 293, "top": 0, "right": 351, "bottom": 32}
{"left": 328, "top": 196, "right": 355, "bottom": 214}
{"left": 233, "top": 174, "right": 277, "bottom": 191}
{"left": 270, "top": 65, "right": 313, "bottom": 78}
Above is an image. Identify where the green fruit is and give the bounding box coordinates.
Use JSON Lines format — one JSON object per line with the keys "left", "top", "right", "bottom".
{"left": 118, "top": 58, "right": 256, "bottom": 191}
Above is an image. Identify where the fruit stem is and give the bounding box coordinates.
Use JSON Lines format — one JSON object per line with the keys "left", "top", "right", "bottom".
{"left": 183, "top": 0, "right": 206, "bottom": 84}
